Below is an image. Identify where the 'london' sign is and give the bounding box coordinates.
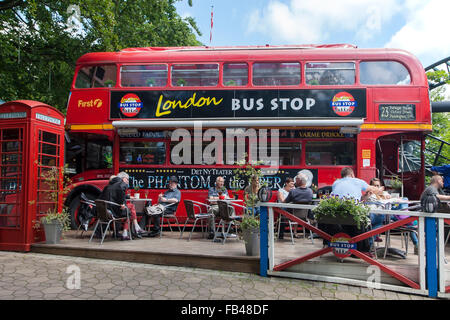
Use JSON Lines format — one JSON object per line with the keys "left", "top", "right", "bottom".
{"left": 110, "top": 89, "right": 367, "bottom": 119}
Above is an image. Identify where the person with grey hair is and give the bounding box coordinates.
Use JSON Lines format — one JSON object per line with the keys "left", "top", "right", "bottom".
{"left": 116, "top": 171, "right": 129, "bottom": 181}
{"left": 206, "top": 176, "right": 233, "bottom": 239}
{"left": 294, "top": 172, "right": 308, "bottom": 188}
{"left": 98, "top": 171, "right": 146, "bottom": 240}
{"left": 281, "top": 173, "right": 313, "bottom": 239}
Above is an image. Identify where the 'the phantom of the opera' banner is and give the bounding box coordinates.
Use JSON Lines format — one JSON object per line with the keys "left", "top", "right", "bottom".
{"left": 121, "top": 167, "right": 318, "bottom": 191}
{"left": 110, "top": 89, "right": 366, "bottom": 119}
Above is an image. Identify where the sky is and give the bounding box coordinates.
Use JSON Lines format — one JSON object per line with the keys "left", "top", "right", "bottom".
{"left": 175, "top": 0, "right": 450, "bottom": 69}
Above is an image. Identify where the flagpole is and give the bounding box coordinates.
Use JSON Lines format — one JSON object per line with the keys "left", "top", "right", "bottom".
{"left": 210, "top": 5, "right": 214, "bottom": 44}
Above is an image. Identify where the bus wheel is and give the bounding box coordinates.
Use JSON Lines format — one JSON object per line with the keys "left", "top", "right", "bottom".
{"left": 68, "top": 192, "right": 97, "bottom": 230}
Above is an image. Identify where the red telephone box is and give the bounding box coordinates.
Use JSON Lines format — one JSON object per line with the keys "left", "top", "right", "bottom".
{"left": 0, "top": 100, "right": 65, "bottom": 251}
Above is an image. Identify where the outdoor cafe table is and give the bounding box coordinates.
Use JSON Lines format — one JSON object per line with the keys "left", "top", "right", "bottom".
{"left": 206, "top": 199, "right": 244, "bottom": 205}
{"left": 126, "top": 198, "right": 152, "bottom": 215}
{"left": 367, "top": 198, "right": 420, "bottom": 259}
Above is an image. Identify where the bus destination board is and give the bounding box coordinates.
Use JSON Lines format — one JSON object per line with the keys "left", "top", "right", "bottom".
{"left": 379, "top": 104, "right": 416, "bottom": 121}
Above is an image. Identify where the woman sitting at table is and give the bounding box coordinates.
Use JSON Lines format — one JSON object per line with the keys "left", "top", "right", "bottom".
{"left": 277, "top": 177, "right": 294, "bottom": 239}
{"left": 277, "top": 177, "right": 294, "bottom": 203}
{"left": 244, "top": 175, "right": 261, "bottom": 215}
{"left": 99, "top": 173, "right": 147, "bottom": 240}
{"left": 362, "top": 178, "right": 390, "bottom": 242}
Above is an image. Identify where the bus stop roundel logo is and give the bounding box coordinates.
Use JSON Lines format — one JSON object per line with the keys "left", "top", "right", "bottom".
{"left": 330, "top": 91, "right": 357, "bottom": 116}
{"left": 118, "top": 93, "right": 143, "bottom": 117}
{"left": 329, "top": 233, "right": 356, "bottom": 259}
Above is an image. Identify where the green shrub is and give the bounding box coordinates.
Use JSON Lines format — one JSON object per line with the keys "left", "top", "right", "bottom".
{"left": 313, "top": 196, "right": 370, "bottom": 229}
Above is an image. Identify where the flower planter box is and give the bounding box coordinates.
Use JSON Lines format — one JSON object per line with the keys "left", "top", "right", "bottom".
{"left": 317, "top": 215, "right": 358, "bottom": 226}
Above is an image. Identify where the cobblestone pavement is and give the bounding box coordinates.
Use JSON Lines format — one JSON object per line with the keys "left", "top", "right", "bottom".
{"left": 0, "top": 251, "right": 434, "bottom": 300}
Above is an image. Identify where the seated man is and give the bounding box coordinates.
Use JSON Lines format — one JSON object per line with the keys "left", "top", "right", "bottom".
{"left": 98, "top": 172, "right": 146, "bottom": 240}
{"left": 207, "top": 176, "right": 233, "bottom": 239}
{"left": 324, "top": 168, "right": 383, "bottom": 256}
{"left": 332, "top": 167, "right": 383, "bottom": 200}
{"left": 420, "top": 175, "right": 450, "bottom": 212}
{"left": 431, "top": 164, "right": 450, "bottom": 194}
{"left": 281, "top": 174, "right": 313, "bottom": 239}
{"left": 147, "top": 176, "right": 181, "bottom": 237}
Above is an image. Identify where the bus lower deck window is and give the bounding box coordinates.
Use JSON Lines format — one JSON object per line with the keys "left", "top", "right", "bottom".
{"left": 305, "top": 141, "right": 355, "bottom": 166}
{"left": 120, "top": 142, "right": 166, "bottom": 165}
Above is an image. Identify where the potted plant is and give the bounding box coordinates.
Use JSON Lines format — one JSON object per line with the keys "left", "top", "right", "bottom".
{"left": 312, "top": 195, "right": 370, "bottom": 229}
{"left": 104, "top": 80, "right": 115, "bottom": 87}
{"left": 225, "top": 80, "right": 237, "bottom": 86}
{"left": 240, "top": 214, "right": 260, "bottom": 256}
{"left": 311, "top": 183, "right": 318, "bottom": 199}
{"left": 231, "top": 157, "right": 266, "bottom": 256}
{"left": 176, "top": 78, "right": 187, "bottom": 87}
{"left": 390, "top": 176, "right": 403, "bottom": 194}
{"left": 146, "top": 78, "right": 155, "bottom": 87}
{"left": 34, "top": 209, "right": 71, "bottom": 244}
{"left": 32, "top": 165, "right": 72, "bottom": 244}
{"left": 133, "top": 185, "right": 140, "bottom": 199}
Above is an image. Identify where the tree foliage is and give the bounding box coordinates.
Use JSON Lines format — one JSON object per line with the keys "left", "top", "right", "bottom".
{"left": 0, "top": 0, "right": 201, "bottom": 112}
{"left": 426, "top": 70, "right": 450, "bottom": 166}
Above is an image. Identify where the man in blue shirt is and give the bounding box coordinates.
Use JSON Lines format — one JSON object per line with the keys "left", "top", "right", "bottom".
{"left": 431, "top": 164, "right": 450, "bottom": 193}
{"left": 148, "top": 176, "right": 181, "bottom": 237}
{"left": 332, "top": 167, "right": 383, "bottom": 200}
{"left": 325, "top": 168, "right": 383, "bottom": 257}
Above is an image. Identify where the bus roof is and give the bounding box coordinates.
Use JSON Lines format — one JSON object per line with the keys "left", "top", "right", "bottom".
{"left": 75, "top": 45, "right": 423, "bottom": 70}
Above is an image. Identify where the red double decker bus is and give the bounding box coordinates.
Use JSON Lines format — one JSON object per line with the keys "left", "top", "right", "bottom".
{"left": 64, "top": 44, "right": 431, "bottom": 228}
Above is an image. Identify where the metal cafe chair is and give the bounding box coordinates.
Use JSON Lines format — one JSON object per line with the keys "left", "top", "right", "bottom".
{"left": 289, "top": 207, "right": 315, "bottom": 245}
{"left": 181, "top": 200, "right": 213, "bottom": 241}
{"left": 214, "top": 200, "right": 244, "bottom": 244}
{"left": 159, "top": 202, "right": 181, "bottom": 238}
{"left": 89, "top": 199, "right": 131, "bottom": 244}
{"left": 389, "top": 202, "right": 422, "bottom": 256}
{"left": 276, "top": 202, "right": 315, "bottom": 245}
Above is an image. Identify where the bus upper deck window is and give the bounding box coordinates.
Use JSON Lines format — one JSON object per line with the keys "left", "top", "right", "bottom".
{"left": 223, "top": 63, "right": 248, "bottom": 86}
{"left": 121, "top": 64, "right": 168, "bottom": 87}
{"left": 305, "top": 62, "right": 355, "bottom": 85}
{"left": 253, "top": 62, "right": 301, "bottom": 86}
{"left": 171, "top": 64, "right": 219, "bottom": 87}
{"left": 75, "top": 65, "right": 117, "bottom": 88}
{"left": 360, "top": 61, "right": 411, "bottom": 85}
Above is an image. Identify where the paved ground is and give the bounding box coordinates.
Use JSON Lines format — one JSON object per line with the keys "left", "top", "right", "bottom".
{"left": 0, "top": 251, "right": 433, "bottom": 300}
